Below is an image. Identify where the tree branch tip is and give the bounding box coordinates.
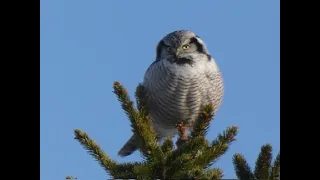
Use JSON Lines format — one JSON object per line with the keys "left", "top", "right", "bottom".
{"left": 261, "top": 143, "right": 273, "bottom": 151}
{"left": 113, "top": 81, "right": 125, "bottom": 90}
{"left": 73, "top": 129, "right": 90, "bottom": 141}
{"left": 233, "top": 153, "right": 245, "bottom": 160}
{"left": 227, "top": 126, "right": 240, "bottom": 134}
{"left": 262, "top": 143, "right": 272, "bottom": 147}
{"left": 202, "top": 105, "right": 214, "bottom": 113}
{"left": 230, "top": 125, "right": 240, "bottom": 129}
{"left": 73, "top": 128, "right": 82, "bottom": 133}
{"left": 113, "top": 81, "right": 121, "bottom": 86}
{"left": 65, "top": 176, "right": 77, "bottom": 179}
{"left": 112, "top": 81, "right": 128, "bottom": 94}
{"left": 73, "top": 129, "right": 85, "bottom": 136}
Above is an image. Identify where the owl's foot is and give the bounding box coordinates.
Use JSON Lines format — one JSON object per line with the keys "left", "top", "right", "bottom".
{"left": 176, "top": 121, "right": 189, "bottom": 140}
{"left": 175, "top": 121, "right": 189, "bottom": 147}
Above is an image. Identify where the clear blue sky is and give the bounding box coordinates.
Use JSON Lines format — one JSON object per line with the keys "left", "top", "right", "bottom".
{"left": 40, "top": 1, "right": 279, "bottom": 179}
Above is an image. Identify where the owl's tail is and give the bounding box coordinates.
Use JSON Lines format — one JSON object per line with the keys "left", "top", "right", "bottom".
{"left": 118, "top": 135, "right": 138, "bottom": 157}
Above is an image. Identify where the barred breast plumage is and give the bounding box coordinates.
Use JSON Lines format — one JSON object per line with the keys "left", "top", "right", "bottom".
{"left": 143, "top": 57, "right": 223, "bottom": 138}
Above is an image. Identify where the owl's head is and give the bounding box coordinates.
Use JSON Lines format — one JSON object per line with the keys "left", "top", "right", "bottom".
{"left": 155, "top": 30, "right": 211, "bottom": 65}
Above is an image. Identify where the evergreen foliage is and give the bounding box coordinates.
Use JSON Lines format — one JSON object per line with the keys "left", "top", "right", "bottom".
{"left": 65, "top": 176, "right": 77, "bottom": 179}
{"left": 70, "top": 81, "right": 238, "bottom": 179}
{"left": 233, "top": 144, "right": 280, "bottom": 180}
{"left": 67, "top": 81, "right": 279, "bottom": 179}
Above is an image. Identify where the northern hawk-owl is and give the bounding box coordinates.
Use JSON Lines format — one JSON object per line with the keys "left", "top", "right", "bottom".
{"left": 118, "top": 30, "right": 224, "bottom": 157}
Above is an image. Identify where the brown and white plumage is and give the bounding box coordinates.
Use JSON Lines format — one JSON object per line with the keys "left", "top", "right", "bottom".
{"left": 118, "top": 30, "right": 224, "bottom": 157}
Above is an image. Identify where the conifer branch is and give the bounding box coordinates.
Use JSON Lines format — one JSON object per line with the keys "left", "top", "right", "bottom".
{"left": 172, "top": 166, "right": 202, "bottom": 179}
{"left": 190, "top": 104, "right": 215, "bottom": 138}
{"left": 65, "top": 176, "right": 77, "bottom": 180}
{"left": 112, "top": 162, "right": 147, "bottom": 179}
{"left": 164, "top": 138, "right": 208, "bottom": 177}
{"left": 270, "top": 152, "right": 280, "bottom": 180}
{"left": 200, "top": 168, "right": 224, "bottom": 180}
{"left": 112, "top": 81, "right": 144, "bottom": 132}
{"left": 165, "top": 126, "right": 238, "bottom": 178}
{"left": 166, "top": 136, "right": 208, "bottom": 169}
{"left": 135, "top": 83, "right": 149, "bottom": 113}
{"left": 113, "top": 81, "right": 163, "bottom": 162}
{"left": 73, "top": 129, "right": 118, "bottom": 177}
{"left": 254, "top": 144, "right": 272, "bottom": 180}
{"left": 166, "top": 153, "right": 194, "bottom": 178}
{"left": 191, "top": 126, "right": 238, "bottom": 169}
{"left": 71, "top": 81, "right": 248, "bottom": 179}
{"left": 132, "top": 163, "right": 153, "bottom": 180}
{"left": 171, "top": 167, "right": 223, "bottom": 180}
{"left": 233, "top": 144, "right": 280, "bottom": 180}
{"left": 174, "top": 167, "right": 223, "bottom": 180}
{"left": 74, "top": 129, "right": 150, "bottom": 179}
{"left": 233, "top": 153, "right": 254, "bottom": 180}
{"left": 161, "top": 137, "right": 174, "bottom": 155}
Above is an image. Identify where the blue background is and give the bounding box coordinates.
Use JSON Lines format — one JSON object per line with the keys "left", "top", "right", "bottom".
{"left": 40, "top": 1, "right": 280, "bottom": 179}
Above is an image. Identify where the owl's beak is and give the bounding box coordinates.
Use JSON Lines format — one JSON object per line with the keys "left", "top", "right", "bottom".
{"left": 176, "top": 48, "right": 183, "bottom": 57}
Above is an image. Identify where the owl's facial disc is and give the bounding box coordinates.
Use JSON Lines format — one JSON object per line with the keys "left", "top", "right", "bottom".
{"left": 155, "top": 31, "right": 211, "bottom": 64}
{"left": 174, "top": 45, "right": 194, "bottom": 65}
{"left": 174, "top": 37, "right": 209, "bottom": 64}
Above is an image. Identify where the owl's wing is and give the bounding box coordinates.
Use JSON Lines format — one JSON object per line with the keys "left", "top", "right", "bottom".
{"left": 137, "top": 59, "right": 163, "bottom": 111}
{"left": 205, "top": 60, "right": 224, "bottom": 113}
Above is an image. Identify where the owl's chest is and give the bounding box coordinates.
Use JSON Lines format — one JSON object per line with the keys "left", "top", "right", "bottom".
{"left": 143, "top": 61, "right": 223, "bottom": 131}
{"left": 153, "top": 62, "right": 209, "bottom": 91}
{"left": 165, "top": 60, "right": 207, "bottom": 77}
{"left": 145, "top": 70, "right": 213, "bottom": 129}
{"left": 145, "top": 64, "right": 213, "bottom": 112}
{"left": 151, "top": 71, "right": 211, "bottom": 103}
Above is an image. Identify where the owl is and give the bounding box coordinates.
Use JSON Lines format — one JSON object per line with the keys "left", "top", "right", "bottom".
{"left": 118, "top": 30, "right": 224, "bottom": 157}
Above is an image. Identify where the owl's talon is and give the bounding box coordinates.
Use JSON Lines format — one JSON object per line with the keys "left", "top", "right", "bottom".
{"left": 176, "top": 121, "right": 189, "bottom": 142}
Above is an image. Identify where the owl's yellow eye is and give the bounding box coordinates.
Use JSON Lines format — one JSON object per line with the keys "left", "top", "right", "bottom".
{"left": 182, "top": 44, "right": 190, "bottom": 50}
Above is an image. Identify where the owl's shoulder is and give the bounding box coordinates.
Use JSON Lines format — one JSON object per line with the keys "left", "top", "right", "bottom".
{"left": 206, "top": 57, "right": 220, "bottom": 72}
{"left": 144, "top": 59, "right": 162, "bottom": 73}
{"left": 204, "top": 59, "right": 223, "bottom": 82}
